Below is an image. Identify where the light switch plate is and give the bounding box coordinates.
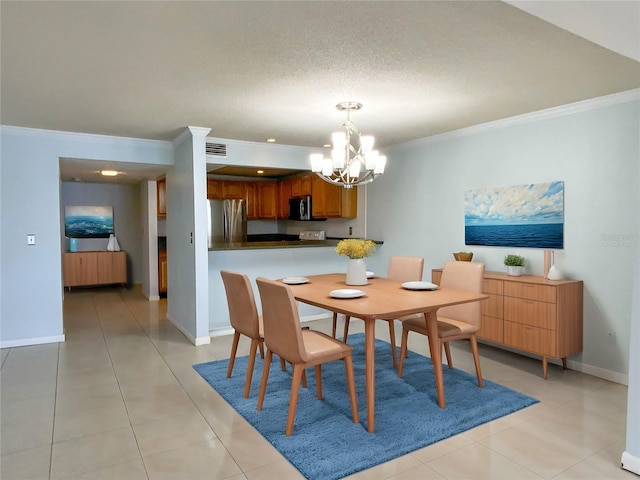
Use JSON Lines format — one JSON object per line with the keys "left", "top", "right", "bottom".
{"left": 27, "top": 234, "right": 36, "bottom": 245}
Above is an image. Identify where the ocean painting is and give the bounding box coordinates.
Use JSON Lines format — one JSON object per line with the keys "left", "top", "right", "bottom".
{"left": 465, "top": 181, "right": 564, "bottom": 249}
{"left": 65, "top": 206, "right": 114, "bottom": 238}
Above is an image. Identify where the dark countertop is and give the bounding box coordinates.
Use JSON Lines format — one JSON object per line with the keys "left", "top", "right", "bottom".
{"left": 209, "top": 238, "right": 383, "bottom": 251}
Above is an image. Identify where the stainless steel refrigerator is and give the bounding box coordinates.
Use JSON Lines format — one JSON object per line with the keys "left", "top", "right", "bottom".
{"left": 207, "top": 199, "right": 247, "bottom": 247}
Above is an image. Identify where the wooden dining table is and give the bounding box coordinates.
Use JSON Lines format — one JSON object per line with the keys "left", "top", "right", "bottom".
{"left": 286, "top": 273, "right": 488, "bottom": 433}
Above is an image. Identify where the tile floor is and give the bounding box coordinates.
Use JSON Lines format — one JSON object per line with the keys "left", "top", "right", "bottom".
{"left": 0, "top": 286, "right": 634, "bottom": 480}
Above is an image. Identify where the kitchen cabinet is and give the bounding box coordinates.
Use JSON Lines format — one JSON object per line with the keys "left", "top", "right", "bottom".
{"left": 291, "top": 175, "right": 312, "bottom": 197}
{"left": 311, "top": 174, "right": 357, "bottom": 218}
{"left": 222, "top": 181, "right": 245, "bottom": 199}
{"left": 157, "top": 178, "right": 166, "bottom": 217}
{"left": 159, "top": 250, "right": 167, "bottom": 294}
{"left": 278, "top": 179, "right": 292, "bottom": 219}
{"left": 432, "top": 269, "right": 583, "bottom": 379}
{"left": 258, "top": 181, "right": 278, "bottom": 219}
{"left": 64, "top": 251, "right": 127, "bottom": 290}
{"left": 207, "top": 179, "right": 222, "bottom": 199}
{"left": 245, "top": 182, "right": 258, "bottom": 219}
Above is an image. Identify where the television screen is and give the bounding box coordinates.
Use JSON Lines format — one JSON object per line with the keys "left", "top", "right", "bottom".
{"left": 65, "top": 205, "right": 114, "bottom": 238}
{"left": 464, "top": 181, "right": 564, "bottom": 249}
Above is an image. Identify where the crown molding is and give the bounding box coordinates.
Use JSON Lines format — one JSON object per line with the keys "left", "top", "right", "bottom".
{"left": 393, "top": 89, "right": 640, "bottom": 150}
{"left": 0, "top": 125, "right": 173, "bottom": 150}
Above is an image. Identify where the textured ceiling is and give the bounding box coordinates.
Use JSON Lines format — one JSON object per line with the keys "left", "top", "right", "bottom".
{"left": 2, "top": 1, "right": 639, "bottom": 182}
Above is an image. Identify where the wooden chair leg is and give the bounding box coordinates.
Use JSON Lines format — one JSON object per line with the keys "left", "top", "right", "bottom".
{"left": 443, "top": 341, "right": 453, "bottom": 368}
{"left": 343, "top": 316, "right": 351, "bottom": 342}
{"left": 227, "top": 331, "right": 241, "bottom": 378}
{"left": 279, "top": 356, "right": 286, "bottom": 371}
{"left": 469, "top": 335, "right": 483, "bottom": 387}
{"left": 286, "top": 364, "right": 305, "bottom": 436}
{"left": 315, "top": 365, "right": 323, "bottom": 399}
{"left": 302, "top": 368, "right": 308, "bottom": 388}
{"left": 344, "top": 355, "right": 359, "bottom": 424}
{"left": 256, "top": 350, "right": 273, "bottom": 411}
{"left": 331, "top": 312, "right": 338, "bottom": 338}
{"left": 398, "top": 327, "right": 409, "bottom": 378}
{"left": 243, "top": 338, "right": 259, "bottom": 398}
{"left": 258, "top": 339, "right": 265, "bottom": 359}
{"left": 388, "top": 320, "right": 397, "bottom": 369}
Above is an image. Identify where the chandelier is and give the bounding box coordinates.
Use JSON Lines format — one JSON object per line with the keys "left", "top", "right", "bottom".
{"left": 310, "top": 102, "right": 386, "bottom": 189}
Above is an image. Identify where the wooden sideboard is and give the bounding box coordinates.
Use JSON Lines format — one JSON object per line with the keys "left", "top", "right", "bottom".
{"left": 63, "top": 251, "right": 127, "bottom": 290}
{"left": 432, "top": 269, "right": 583, "bottom": 379}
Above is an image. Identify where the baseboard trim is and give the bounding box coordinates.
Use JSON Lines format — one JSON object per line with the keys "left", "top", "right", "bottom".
{"left": 478, "top": 339, "right": 628, "bottom": 385}
{"left": 166, "top": 313, "right": 210, "bottom": 346}
{"left": 622, "top": 451, "right": 640, "bottom": 475}
{"left": 0, "top": 334, "right": 65, "bottom": 349}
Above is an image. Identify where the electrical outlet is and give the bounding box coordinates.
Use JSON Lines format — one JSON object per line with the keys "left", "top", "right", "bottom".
{"left": 27, "top": 234, "right": 36, "bottom": 245}
{"left": 349, "top": 226, "right": 353, "bottom": 236}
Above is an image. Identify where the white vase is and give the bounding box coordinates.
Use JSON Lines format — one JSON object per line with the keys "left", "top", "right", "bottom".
{"left": 507, "top": 266, "right": 524, "bottom": 277}
{"left": 346, "top": 258, "right": 368, "bottom": 286}
{"left": 547, "top": 265, "right": 563, "bottom": 280}
{"left": 106, "top": 234, "right": 115, "bottom": 251}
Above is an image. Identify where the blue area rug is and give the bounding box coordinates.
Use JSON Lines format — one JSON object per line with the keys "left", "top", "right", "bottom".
{"left": 193, "top": 333, "right": 538, "bottom": 480}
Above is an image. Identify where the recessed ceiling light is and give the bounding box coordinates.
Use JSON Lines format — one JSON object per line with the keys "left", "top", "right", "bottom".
{"left": 257, "top": 170, "right": 265, "bottom": 174}
{"left": 266, "top": 138, "right": 276, "bottom": 143}
{"left": 101, "top": 170, "right": 119, "bottom": 177}
{"left": 323, "top": 143, "right": 331, "bottom": 148}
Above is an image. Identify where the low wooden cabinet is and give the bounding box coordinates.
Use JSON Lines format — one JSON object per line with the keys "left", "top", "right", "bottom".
{"left": 64, "top": 251, "right": 127, "bottom": 290}
{"left": 432, "top": 269, "right": 583, "bottom": 379}
{"left": 158, "top": 250, "right": 167, "bottom": 294}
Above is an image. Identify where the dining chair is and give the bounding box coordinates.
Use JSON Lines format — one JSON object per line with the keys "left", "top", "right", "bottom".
{"left": 220, "top": 270, "right": 285, "bottom": 398}
{"left": 255, "top": 277, "right": 359, "bottom": 436}
{"left": 332, "top": 256, "right": 424, "bottom": 368}
{"left": 397, "top": 261, "right": 485, "bottom": 387}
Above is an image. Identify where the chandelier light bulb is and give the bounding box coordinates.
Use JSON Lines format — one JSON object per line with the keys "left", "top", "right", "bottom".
{"left": 310, "top": 153, "right": 323, "bottom": 173}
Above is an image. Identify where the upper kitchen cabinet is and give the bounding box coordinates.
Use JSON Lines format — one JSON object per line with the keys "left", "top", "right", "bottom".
{"left": 245, "top": 182, "right": 258, "bottom": 219}
{"left": 207, "top": 179, "right": 222, "bottom": 199}
{"left": 311, "top": 174, "right": 357, "bottom": 218}
{"left": 278, "top": 179, "right": 292, "bottom": 219}
{"left": 157, "top": 177, "right": 166, "bottom": 217}
{"left": 222, "top": 180, "right": 246, "bottom": 199}
{"left": 258, "top": 181, "right": 278, "bottom": 219}
{"left": 291, "top": 175, "right": 312, "bottom": 198}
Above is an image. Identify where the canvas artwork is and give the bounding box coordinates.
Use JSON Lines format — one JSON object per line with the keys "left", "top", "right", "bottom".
{"left": 464, "top": 181, "right": 564, "bottom": 249}
{"left": 65, "top": 206, "right": 114, "bottom": 238}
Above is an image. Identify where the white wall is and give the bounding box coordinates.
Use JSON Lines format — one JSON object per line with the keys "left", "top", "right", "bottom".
{"left": 0, "top": 126, "right": 173, "bottom": 348}
{"left": 61, "top": 181, "right": 143, "bottom": 285}
{"left": 166, "top": 127, "right": 211, "bottom": 345}
{"left": 367, "top": 91, "right": 640, "bottom": 382}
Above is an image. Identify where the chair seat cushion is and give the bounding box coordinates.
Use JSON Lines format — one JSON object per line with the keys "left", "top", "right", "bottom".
{"left": 402, "top": 315, "right": 477, "bottom": 338}
{"left": 302, "top": 330, "right": 351, "bottom": 362}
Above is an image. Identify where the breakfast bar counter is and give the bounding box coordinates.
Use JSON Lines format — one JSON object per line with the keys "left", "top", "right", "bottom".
{"left": 209, "top": 239, "right": 342, "bottom": 251}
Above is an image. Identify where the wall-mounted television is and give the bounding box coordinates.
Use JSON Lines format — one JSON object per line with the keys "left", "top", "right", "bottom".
{"left": 65, "top": 205, "right": 114, "bottom": 238}
{"left": 464, "top": 181, "right": 564, "bottom": 249}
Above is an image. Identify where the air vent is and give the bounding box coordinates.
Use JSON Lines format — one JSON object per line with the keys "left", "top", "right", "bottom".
{"left": 206, "top": 142, "right": 227, "bottom": 157}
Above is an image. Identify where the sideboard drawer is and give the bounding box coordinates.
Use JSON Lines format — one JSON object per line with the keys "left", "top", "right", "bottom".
{"left": 504, "top": 321, "right": 556, "bottom": 357}
{"left": 483, "top": 278, "right": 503, "bottom": 295}
{"left": 504, "top": 282, "right": 556, "bottom": 303}
{"left": 504, "top": 297, "right": 556, "bottom": 329}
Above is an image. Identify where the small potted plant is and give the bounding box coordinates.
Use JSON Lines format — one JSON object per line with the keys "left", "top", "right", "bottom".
{"left": 504, "top": 254, "right": 526, "bottom": 276}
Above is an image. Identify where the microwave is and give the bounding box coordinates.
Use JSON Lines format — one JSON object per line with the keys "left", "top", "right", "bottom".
{"left": 289, "top": 196, "right": 312, "bottom": 221}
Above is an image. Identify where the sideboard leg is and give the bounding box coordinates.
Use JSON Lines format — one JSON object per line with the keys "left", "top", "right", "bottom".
{"left": 562, "top": 357, "right": 567, "bottom": 370}
{"left": 542, "top": 356, "right": 548, "bottom": 379}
